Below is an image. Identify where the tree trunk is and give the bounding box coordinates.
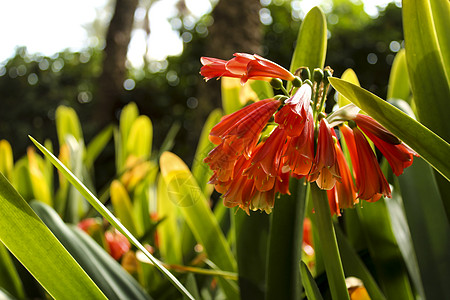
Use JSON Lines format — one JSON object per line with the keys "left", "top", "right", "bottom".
{"left": 95, "top": 0, "right": 139, "bottom": 128}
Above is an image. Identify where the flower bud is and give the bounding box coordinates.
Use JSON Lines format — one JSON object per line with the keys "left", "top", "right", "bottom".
{"left": 299, "top": 68, "right": 311, "bottom": 81}
{"left": 313, "top": 68, "right": 324, "bottom": 83}
{"left": 270, "top": 78, "right": 283, "bottom": 90}
{"left": 292, "top": 76, "right": 302, "bottom": 87}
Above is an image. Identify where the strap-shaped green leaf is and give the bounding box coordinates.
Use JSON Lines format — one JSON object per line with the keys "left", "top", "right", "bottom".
{"left": 289, "top": 6, "right": 327, "bottom": 74}
{"left": 29, "top": 136, "right": 194, "bottom": 300}
{"left": 160, "top": 151, "right": 239, "bottom": 300}
{"left": 329, "top": 77, "right": 450, "bottom": 181}
{"left": 403, "top": 0, "right": 450, "bottom": 143}
{"left": 300, "top": 261, "right": 324, "bottom": 300}
{"left": 387, "top": 49, "right": 411, "bottom": 102}
{"left": 265, "top": 177, "right": 306, "bottom": 300}
{"left": 0, "top": 172, "right": 106, "bottom": 299}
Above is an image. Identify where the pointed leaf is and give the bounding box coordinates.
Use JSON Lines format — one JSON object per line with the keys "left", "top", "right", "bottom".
{"left": 338, "top": 69, "right": 360, "bottom": 107}
{"left": 329, "top": 77, "right": 450, "bottom": 180}
{"left": 403, "top": 0, "right": 450, "bottom": 143}
{"left": 300, "top": 261, "right": 324, "bottom": 300}
{"left": 160, "top": 151, "right": 239, "bottom": 300}
{"left": 0, "top": 173, "right": 106, "bottom": 299}
{"left": 397, "top": 157, "right": 450, "bottom": 299}
{"left": 29, "top": 136, "right": 194, "bottom": 300}
{"left": 55, "top": 105, "right": 83, "bottom": 146}
{"left": 0, "top": 140, "right": 13, "bottom": 181}
{"left": 387, "top": 49, "right": 411, "bottom": 102}
{"left": 191, "top": 108, "right": 222, "bottom": 196}
{"left": 127, "top": 116, "right": 153, "bottom": 160}
{"left": 266, "top": 177, "right": 307, "bottom": 300}
{"left": 157, "top": 175, "right": 183, "bottom": 264}
{"left": 110, "top": 180, "right": 139, "bottom": 237}
{"left": 289, "top": 6, "right": 327, "bottom": 74}
{"left": 31, "top": 201, "right": 151, "bottom": 300}
{"left": 85, "top": 125, "right": 114, "bottom": 170}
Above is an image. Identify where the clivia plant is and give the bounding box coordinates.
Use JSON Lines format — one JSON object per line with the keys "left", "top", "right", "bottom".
{"left": 0, "top": 2, "right": 449, "bottom": 300}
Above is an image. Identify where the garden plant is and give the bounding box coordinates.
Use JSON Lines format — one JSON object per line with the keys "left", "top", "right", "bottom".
{"left": 0, "top": 1, "right": 449, "bottom": 300}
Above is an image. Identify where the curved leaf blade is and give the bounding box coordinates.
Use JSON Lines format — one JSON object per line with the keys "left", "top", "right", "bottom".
{"left": 0, "top": 172, "right": 106, "bottom": 300}
{"left": 289, "top": 6, "right": 327, "bottom": 74}
{"left": 29, "top": 136, "right": 194, "bottom": 300}
{"left": 329, "top": 77, "right": 450, "bottom": 180}
{"left": 160, "top": 151, "right": 239, "bottom": 300}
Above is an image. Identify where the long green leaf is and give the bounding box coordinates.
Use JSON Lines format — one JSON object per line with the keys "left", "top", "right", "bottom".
{"left": 110, "top": 180, "right": 139, "bottom": 237}
{"left": 329, "top": 77, "right": 450, "bottom": 181}
{"left": 0, "top": 172, "right": 106, "bottom": 300}
{"left": 157, "top": 175, "right": 183, "bottom": 265}
{"left": 55, "top": 105, "right": 83, "bottom": 146}
{"left": 29, "top": 137, "right": 194, "bottom": 300}
{"left": 403, "top": 0, "right": 450, "bottom": 143}
{"left": 191, "top": 108, "right": 222, "bottom": 196}
{"left": 234, "top": 210, "right": 270, "bottom": 299}
{"left": 160, "top": 151, "right": 239, "bottom": 300}
{"left": 384, "top": 186, "right": 424, "bottom": 299}
{"left": 0, "top": 243, "right": 24, "bottom": 299}
{"left": 289, "top": 6, "right": 327, "bottom": 74}
{"left": 265, "top": 177, "right": 306, "bottom": 300}
{"left": 403, "top": 0, "right": 450, "bottom": 221}
{"left": 300, "top": 261, "right": 324, "bottom": 300}
{"left": 397, "top": 157, "right": 450, "bottom": 299}
{"left": 310, "top": 184, "right": 349, "bottom": 300}
{"left": 334, "top": 226, "right": 386, "bottom": 300}
{"left": 387, "top": 49, "right": 411, "bottom": 102}
{"left": 85, "top": 125, "right": 114, "bottom": 170}
{"left": 357, "top": 195, "right": 414, "bottom": 300}
{"left": 31, "top": 200, "right": 151, "bottom": 300}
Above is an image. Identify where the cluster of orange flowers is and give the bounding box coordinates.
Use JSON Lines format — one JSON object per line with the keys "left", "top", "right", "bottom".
{"left": 201, "top": 53, "right": 417, "bottom": 215}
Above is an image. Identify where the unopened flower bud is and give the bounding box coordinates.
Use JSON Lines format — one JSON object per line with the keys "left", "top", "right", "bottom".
{"left": 300, "top": 68, "right": 311, "bottom": 81}
{"left": 292, "top": 76, "right": 302, "bottom": 87}
{"left": 313, "top": 68, "right": 324, "bottom": 83}
{"left": 270, "top": 78, "right": 283, "bottom": 90}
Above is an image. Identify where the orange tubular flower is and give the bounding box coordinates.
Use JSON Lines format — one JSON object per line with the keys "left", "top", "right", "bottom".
{"left": 243, "top": 127, "right": 288, "bottom": 192}
{"left": 275, "top": 83, "right": 312, "bottom": 136}
{"left": 332, "top": 134, "right": 358, "bottom": 209}
{"left": 200, "top": 53, "right": 295, "bottom": 84}
{"left": 354, "top": 114, "right": 418, "bottom": 176}
{"left": 204, "top": 99, "right": 280, "bottom": 182}
{"left": 222, "top": 152, "right": 280, "bottom": 214}
{"left": 340, "top": 124, "right": 391, "bottom": 201}
{"left": 309, "top": 119, "right": 340, "bottom": 190}
{"left": 283, "top": 107, "right": 315, "bottom": 176}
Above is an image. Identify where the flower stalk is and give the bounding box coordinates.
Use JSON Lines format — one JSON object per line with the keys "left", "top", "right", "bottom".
{"left": 310, "top": 183, "right": 350, "bottom": 300}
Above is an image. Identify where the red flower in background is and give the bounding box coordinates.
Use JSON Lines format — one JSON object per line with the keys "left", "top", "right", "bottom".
{"left": 105, "top": 230, "right": 131, "bottom": 261}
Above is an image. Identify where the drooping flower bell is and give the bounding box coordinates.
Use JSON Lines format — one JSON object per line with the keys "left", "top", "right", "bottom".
{"left": 353, "top": 114, "right": 418, "bottom": 176}
{"left": 308, "top": 118, "right": 341, "bottom": 190}
{"left": 340, "top": 124, "right": 391, "bottom": 202}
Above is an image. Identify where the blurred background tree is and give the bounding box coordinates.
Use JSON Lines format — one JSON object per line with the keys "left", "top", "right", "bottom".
{"left": 0, "top": 0, "right": 403, "bottom": 189}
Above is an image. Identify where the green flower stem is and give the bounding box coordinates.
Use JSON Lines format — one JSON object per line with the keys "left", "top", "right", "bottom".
{"left": 310, "top": 183, "right": 349, "bottom": 300}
